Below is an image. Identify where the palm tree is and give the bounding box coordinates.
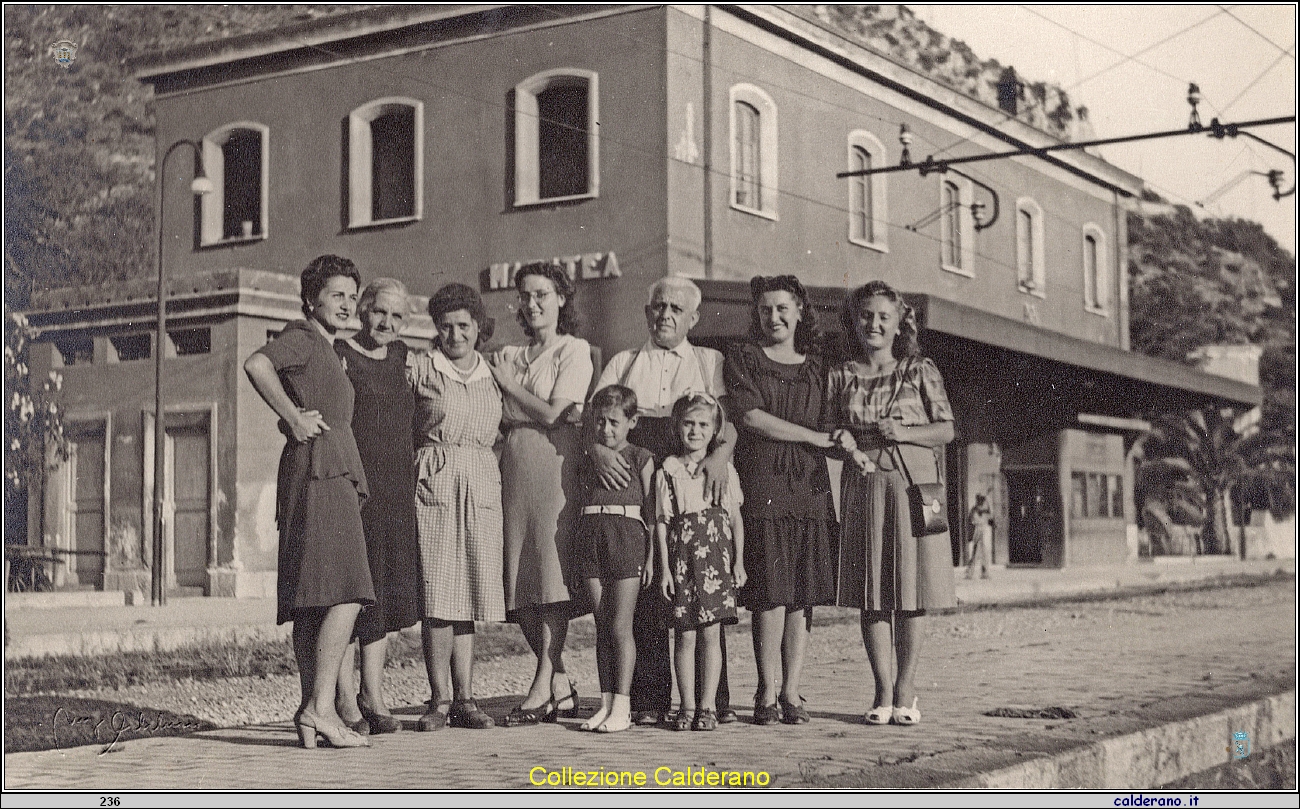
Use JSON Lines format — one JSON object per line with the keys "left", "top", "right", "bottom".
{"left": 1140, "top": 407, "right": 1293, "bottom": 557}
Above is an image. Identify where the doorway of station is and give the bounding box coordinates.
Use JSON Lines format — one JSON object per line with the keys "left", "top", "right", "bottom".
{"left": 1005, "top": 468, "right": 1057, "bottom": 565}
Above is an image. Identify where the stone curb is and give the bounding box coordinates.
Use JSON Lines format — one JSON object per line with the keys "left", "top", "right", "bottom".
{"left": 949, "top": 691, "right": 1296, "bottom": 788}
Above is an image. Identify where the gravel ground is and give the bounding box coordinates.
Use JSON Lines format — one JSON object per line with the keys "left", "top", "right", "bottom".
{"left": 27, "top": 582, "right": 1297, "bottom": 735}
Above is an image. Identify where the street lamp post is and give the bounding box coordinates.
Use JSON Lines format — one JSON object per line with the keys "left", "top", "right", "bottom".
{"left": 152, "top": 140, "right": 214, "bottom": 607}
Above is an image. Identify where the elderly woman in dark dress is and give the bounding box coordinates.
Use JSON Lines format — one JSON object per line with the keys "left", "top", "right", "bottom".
{"left": 333, "top": 278, "right": 423, "bottom": 735}
{"left": 244, "top": 255, "right": 373, "bottom": 749}
{"left": 725, "top": 275, "right": 838, "bottom": 726}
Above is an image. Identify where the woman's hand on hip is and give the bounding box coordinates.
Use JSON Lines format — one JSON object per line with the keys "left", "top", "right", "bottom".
{"left": 288, "top": 409, "right": 329, "bottom": 443}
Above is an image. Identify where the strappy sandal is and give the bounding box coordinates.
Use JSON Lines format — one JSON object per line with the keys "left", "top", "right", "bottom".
{"left": 672, "top": 710, "right": 693, "bottom": 731}
{"left": 417, "top": 699, "right": 451, "bottom": 732}
{"left": 504, "top": 698, "right": 556, "bottom": 727}
{"left": 554, "top": 680, "right": 580, "bottom": 719}
{"left": 449, "top": 701, "right": 495, "bottom": 730}
{"left": 779, "top": 695, "right": 810, "bottom": 725}
{"left": 752, "top": 702, "right": 782, "bottom": 726}
{"left": 692, "top": 709, "right": 718, "bottom": 731}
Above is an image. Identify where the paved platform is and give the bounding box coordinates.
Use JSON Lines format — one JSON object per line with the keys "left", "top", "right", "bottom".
{"left": 5, "top": 576, "right": 1295, "bottom": 791}
{"left": 5, "top": 557, "right": 1292, "bottom": 659}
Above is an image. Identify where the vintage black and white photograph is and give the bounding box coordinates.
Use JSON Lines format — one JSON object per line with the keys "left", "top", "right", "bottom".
{"left": 3, "top": 3, "right": 1296, "bottom": 800}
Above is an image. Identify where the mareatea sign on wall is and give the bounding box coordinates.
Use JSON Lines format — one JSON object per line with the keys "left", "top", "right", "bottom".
{"left": 483, "top": 252, "right": 621, "bottom": 291}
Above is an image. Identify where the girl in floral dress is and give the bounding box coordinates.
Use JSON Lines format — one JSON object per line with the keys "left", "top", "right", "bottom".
{"left": 655, "top": 393, "right": 746, "bottom": 731}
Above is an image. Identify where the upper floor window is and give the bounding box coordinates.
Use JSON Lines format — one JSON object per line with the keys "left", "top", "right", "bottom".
{"left": 939, "top": 176, "right": 974, "bottom": 275}
{"left": 729, "top": 83, "right": 778, "bottom": 220}
{"left": 514, "top": 69, "right": 599, "bottom": 205}
{"left": 1015, "top": 197, "right": 1046, "bottom": 296}
{"left": 349, "top": 98, "right": 423, "bottom": 227}
{"left": 201, "top": 123, "right": 269, "bottom": 246}
{"left": 847, "top": 130, "right": 887, "bottom": 251}
{"left": 1082, "top": 223, "right": 1109, "bottom": 314}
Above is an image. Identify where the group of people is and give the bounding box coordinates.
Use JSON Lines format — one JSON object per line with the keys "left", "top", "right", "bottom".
{"left": 246, "top": 255, "right": 957, "bottom": 750}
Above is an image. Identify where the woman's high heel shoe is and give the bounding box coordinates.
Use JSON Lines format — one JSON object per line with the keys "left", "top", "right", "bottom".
{"left": 296, "top": 709, "right": 370, "bottom": 749}
{"left": 357, "top": 695, "right": 401, "bottom": 735}
{"left": 554, "top": 680, "right": 580, "bottom": 719}
{"left": 504, "top": 698, "right": 557, "bottom": 727}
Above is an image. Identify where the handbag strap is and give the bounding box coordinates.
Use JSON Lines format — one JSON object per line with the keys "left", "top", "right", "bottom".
{"left": 882, "top": 358, "right": 917, "bottom": 487}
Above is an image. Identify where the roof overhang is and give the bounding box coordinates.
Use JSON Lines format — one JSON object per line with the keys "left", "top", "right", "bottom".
{"left": 913, "top": 294, "right": 1262, "bottom": 409}
{"left": 692, "top": 280, "right": 1262, "bottom": 417}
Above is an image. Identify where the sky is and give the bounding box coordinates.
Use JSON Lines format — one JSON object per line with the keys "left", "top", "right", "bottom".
{"left": 918, "top": 4, "right": 1297, "bottom": 254}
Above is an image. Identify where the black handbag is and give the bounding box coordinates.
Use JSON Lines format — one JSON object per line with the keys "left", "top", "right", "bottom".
{"left": 893, "top": 445, "right": 949, "bottom": 537}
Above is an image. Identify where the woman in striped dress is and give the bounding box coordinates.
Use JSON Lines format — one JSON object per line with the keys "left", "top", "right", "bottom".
{"left": 825, "top": 281, "right": 956, "bottom": 727}
{"left": 408, "top": 283, "right": 505, "bottom": 731}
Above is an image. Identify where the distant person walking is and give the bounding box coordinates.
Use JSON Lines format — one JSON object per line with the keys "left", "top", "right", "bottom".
{"left": 966, "top": 494, "right": 993, "bottom": 580}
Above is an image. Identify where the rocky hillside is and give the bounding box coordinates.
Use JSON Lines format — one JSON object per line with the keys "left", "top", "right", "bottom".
{"left": 796, "top": 4, "right": 1080, "bottom": 139}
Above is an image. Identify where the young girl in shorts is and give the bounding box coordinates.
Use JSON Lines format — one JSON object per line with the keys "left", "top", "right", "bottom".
{"left": 656, "top": 393, "right": 746, "bottom": 731}
{"left": 572, "top": 385, "right": 655, "bottom": 733}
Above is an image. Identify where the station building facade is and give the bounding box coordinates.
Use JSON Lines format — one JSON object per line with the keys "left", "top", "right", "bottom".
{"left": 22, "top": 5, "right": 1259, "bottom": 597}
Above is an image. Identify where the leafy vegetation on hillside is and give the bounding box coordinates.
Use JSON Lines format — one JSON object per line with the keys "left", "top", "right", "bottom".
{"left": 4, "top": 5, "right": 374, "bottom": 307}
{"left": 1129, "top": 205, "right": 1296, "bottom": 542}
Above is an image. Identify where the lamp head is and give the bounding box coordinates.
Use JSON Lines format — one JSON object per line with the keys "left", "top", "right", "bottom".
{"left": 190, "top": 174, "right": 215, "bottom": 195}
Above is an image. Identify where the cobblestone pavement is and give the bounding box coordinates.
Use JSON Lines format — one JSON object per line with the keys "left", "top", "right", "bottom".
{"left": 5, "top": 581, "right": 1294, "bottom": 790}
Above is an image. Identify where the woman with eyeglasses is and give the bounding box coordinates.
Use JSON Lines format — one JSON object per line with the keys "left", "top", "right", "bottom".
{"left": 488, "top": 262, "right": 594, "bottom": 726}
{"left": 724, "top": 275, "right": 838, "bottom": 727}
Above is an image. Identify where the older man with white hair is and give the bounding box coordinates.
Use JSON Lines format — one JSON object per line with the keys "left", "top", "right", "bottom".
{"left": 587, "top": 274, "right": 739, "bottom": 725}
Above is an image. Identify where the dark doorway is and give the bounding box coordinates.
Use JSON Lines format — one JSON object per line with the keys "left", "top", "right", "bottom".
{"left": 1006, "top": 469, "right": 1057, "bottom": 564}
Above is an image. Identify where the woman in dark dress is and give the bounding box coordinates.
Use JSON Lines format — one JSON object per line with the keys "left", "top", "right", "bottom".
{"left": 244, "top": 255, "right": 373, "bottom": 749}
{"left": 333, "top": 278, "right": 423, "bottom": 734}
{"left": 725, "top": 275, "right": 837, "bottom": 726}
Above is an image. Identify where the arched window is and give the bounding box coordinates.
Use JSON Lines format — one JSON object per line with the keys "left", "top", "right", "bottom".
{"left": 847, "top": 130, "right": 888, "bottom": 251}
{"left": 201, "top": 123, "right": 269, "bottom": 245}
{"left": 940, "top": 176, "right": 974, "bottom": 275}
{"left": 729, "top": 83, "right": 778, "bottom": 219}
{"left": 348, "top": 98, "right": 423, "bottom": 227}
{"left": 1015, "top": 197, "right": 1046, "bottom": 295}
{"left": 1082, "top": 223, "right": 1109, "bottom": 313}
{"left": 514, "top": 69, "right": 599, "bottom": 205}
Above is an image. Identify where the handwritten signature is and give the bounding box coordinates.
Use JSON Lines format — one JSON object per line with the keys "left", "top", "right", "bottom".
{"left": 50, "top": 707, "right": 205, "bottom": 755}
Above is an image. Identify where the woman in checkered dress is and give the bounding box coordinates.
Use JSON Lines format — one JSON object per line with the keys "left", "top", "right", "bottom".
{"left": 407, "top": 283, "right": 505, "bottom": 731}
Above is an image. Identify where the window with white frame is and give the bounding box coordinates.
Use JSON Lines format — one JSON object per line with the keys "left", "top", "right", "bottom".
{"left": 349, "top": 98, "right": 423, "bottom": 227}
{"left": 514, "top": 69, "right": 599, "bottom": 205}
{"left": 729, "top": 83, "right": 778, "bottom": 219}
{"left": 939, "top": 176, "right": 974, "bottom": 275}
{"left": 848, "top": 130, "right": 887, "bottom": 251}
{"left": 201, "top": 123, "right": 269, "bottom": 245}
{"left": 1015, "top": 197, "right": 1046, "bottom": 296}
{"left": 1082, "top": 223, "right": 1109, "bottom": 313}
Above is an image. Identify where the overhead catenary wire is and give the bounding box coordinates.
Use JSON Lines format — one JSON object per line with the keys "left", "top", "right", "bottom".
{"left": 1218, "top": 46, "right": 1296, "bottom": 116}
{"left": 1216, "top": 5, "right": 1296, "bottom": 59}
{"left": 1063, "top": 6, "right": 1231, "bottom": 93}
{"left": 898, "top": 4, "right": 1225, "bottom": 164}
{"left": 837, "top": 116, "right": 1297, "bottom": 182}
